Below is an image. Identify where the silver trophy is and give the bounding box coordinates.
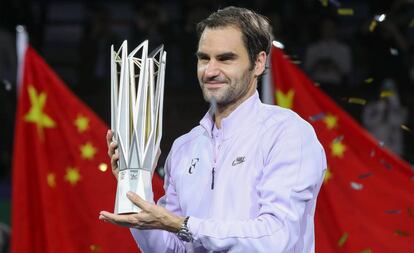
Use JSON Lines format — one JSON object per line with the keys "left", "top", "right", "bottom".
{"left": 111, "top": 40, "right": 166, "bottom": 214}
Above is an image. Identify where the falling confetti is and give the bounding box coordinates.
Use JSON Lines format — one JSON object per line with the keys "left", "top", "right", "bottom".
{"left": 329, "top": 0, "right": 341, "bottom": 7}
{"left": 309, "top": 112, "right": 326, "bottom": 122}
{"left": 337, "top": 232, "right": 348, "bottom": 247}
{"left": 370, "top": 149, "right": 376, "bottom": 157}
{"left": 369, "top": 20, "right": 377, "bottom": 32}
{"left": 401, "top": 124, "right": 411, "bottom": 132}
{"left": 384, "top": 209, "right": 401, "bottom": 214}
{"left": 379, "top": 141, "right": 385, "bottom": 147}
{"left": 380, "top": 90, "right": 395, "bottom": 98}
{"left": 350, "top": 181, "right": 363, "bottom": 190}
{"left": 99, "top": 163, "right": 108, "bottom": 172}
{"left": 338, "top": 8, "right": 354, "bottom": 16}
{"left": 394, "top": 230, "right": 410, "bottom": 237}
{"left": 364, "top": 77, "right": 374, "bottom": 84}
{"left": 375, "top": 14, "right": 387, "bottom": 22}
{"left": 347, "top": 97, "right": 367, "bottom": 105}
{"left": 358, "top": 172, "right": 373, "bottom": 179}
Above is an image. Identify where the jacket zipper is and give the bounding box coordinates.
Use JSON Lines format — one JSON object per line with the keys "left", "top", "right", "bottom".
{"left": 211, "top": 167, "right": 215, "bottom": 190}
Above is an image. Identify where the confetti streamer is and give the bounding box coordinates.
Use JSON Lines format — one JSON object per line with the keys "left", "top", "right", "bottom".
{"left": 319, "top": 0, "right": 329, "bottom": 7}
{"left": 358, "top": 172, "right": 373, "bottom": 179}
{"left": 338, "top": 8, "right": 354, "bottom": 16}
{"left": 309, "top": 112, "right": 326, "bottom": 122}
{"left": 350, "top": 182, "right": 363, "bottom": 190}
{"left": 337, "top": 232, "right": 348, "bottom": 247}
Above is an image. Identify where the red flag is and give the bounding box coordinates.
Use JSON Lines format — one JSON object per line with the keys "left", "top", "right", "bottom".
{"left": 270, "top": 46, "right": 414, "bottom": 252}
{"left": 11, "top": 46, "right": 164, "bottom": 252}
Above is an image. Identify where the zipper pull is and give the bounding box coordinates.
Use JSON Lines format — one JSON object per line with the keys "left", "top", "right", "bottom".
{"left": 211, "top": 167, "right": 215, "bottom": 190}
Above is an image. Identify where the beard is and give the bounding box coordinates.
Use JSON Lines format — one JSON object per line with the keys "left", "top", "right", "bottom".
{"left": 199, "top": 70, "right": 254, "bottom": 108}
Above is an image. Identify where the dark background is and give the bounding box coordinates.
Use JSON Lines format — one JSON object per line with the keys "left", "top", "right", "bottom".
{"left": 1, "top": 0, "right": 414, "bottom": 229}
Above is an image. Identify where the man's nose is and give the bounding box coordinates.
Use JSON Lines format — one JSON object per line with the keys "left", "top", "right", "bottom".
{"left": 204, "top": 60, "right": 220, "bottom": 78}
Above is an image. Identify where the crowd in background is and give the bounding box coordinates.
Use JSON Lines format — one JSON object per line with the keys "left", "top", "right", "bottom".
{"left": 0, "top": 1, "right": 414, "bottom": 245}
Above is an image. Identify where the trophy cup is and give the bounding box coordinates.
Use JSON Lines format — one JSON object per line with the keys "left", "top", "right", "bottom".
{"left": 111, "top": 40, "right": 166, "bottom": 214}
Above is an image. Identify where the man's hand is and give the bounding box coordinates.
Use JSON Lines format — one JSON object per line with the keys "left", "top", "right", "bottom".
{"left": 106, "top": 130, "right": 119, "bottom": 179}
{"left": 99, "top": 191, "right": 185, "bottom": 232}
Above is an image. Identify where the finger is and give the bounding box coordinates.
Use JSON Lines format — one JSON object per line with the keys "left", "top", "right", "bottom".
{"left": 106, "top": 130, "right": 113, "bottom": 148}
{"left": 108, "top": 141, "right": 118, "bottom": 157}
{"left": 99, "top": 211, "right": 139, "bottom": 227}
{"left": 111, "top": 151, "right": 119, "bottom": 170}
{"left": 127, "top": 191, "right": 152, "bottom": 211}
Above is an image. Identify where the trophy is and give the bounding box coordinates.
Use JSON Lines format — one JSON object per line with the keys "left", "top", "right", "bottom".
{"left": 111, "top": 40, "right": 166, "bottom": 214}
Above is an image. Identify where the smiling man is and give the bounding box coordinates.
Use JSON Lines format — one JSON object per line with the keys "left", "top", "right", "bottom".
{"left": 101, "top": 6, "right": 326, "bottom": 253}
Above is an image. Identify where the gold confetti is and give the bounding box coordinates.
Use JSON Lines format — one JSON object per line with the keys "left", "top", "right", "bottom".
{"left": 348, "top": 97, "right": 367, "bottom": 105}
{"left": 394, "top": 230, "right": 409, "bottom": 237}
{"left": 338, "top": 8, "right": 354, "bottom": 16}
{"left": 369, "top": 20, "right": 377, "bottom": 32}
{"left": 401, "top": 124, "right": 411, "bottom": 132}
{"left": 291, "top": 60, "right": 301, "bottom": 65}
{"left": 90, "top": 244, "right": 102, "bottom": 252}
{"left": 364, "top": 77, "right": 374, "bottom": 83}
{"left": 380, "top": 90, "right": 395, "bottom": 98}
{"left": 99, "top": 163, "right": 108, "bottom": 172}
{"left": 338, "top": 232, "right": 348, "bottom": 247}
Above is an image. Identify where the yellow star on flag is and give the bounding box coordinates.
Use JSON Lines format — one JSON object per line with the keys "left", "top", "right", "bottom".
{"left": 65, "top": 167, "right": 81, "bottom": 185}
{"left": 24, "top": 85, "right": 56, "bottom": 140}
{"left": 331, "top": 139, "right": 347, "bottom": 158}
{"left": 324, "top": 114, "right": 338, "bottom": 129}
{"left": 80, "top": 142, "right": 97, "bottom": 160}
{"left": 324, "top": 168, "right": 332, "bottom": 184}
{"left": 275, "top": 89, "right": 295, "bottom": 109}
{"left": 74, "top": 115, "right": 89, "bottom": 133}
{"left": 47, "top": 173, "right": 56, "bottom": 188}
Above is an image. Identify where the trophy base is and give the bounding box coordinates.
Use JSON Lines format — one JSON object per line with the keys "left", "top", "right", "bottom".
{"left": 114, "top": 168, "right": 154, "bottom": 214}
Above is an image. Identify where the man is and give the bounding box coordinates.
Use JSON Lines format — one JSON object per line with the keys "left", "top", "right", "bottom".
{"left": 100, "top": 6, "right": 326, "bottom": 252}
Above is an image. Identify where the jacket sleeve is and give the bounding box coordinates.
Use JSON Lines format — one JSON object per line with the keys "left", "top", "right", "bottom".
{"left": 187, "top": 119, "right": 326, "bottom": 252}
{"left": 130, "top": 152, "right": 186, "bottom": 253}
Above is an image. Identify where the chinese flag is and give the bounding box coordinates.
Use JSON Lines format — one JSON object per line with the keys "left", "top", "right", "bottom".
{"left": 11, "top": 46, "right": 164, "bottom": 252}
{"left": 270, "top": 46, "right": 414, "bottom": 252}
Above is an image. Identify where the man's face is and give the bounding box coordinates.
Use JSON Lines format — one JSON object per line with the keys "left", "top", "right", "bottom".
{"left": 196, "top": 26, "right": 256, "bottom": 107}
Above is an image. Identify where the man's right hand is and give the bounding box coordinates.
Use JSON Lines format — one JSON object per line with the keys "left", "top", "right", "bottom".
{"left": 106, "top": 130, "right": 119, "bottom": 179}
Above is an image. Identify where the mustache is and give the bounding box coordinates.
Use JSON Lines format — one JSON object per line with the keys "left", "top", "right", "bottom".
{"left": 202, "top": 76, "right": 228, "bottom": 83}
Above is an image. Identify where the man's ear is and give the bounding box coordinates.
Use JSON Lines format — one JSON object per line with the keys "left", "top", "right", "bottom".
{"left": 254, "top": 51, "right": 267, "bottom": 77}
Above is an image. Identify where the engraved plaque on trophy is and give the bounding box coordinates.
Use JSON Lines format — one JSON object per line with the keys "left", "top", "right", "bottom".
{"left": 110, "top": 40, "right": 166, "bottom": 214}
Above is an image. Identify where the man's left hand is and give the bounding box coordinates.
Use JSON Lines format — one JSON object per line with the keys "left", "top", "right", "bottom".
{"left": 99, "top": 191, "right": 185, "bottom": 233}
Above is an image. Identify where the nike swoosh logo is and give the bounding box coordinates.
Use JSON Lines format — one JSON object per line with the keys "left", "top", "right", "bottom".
{"left": 232, "top": 156, "right": 245, "bottom": 166}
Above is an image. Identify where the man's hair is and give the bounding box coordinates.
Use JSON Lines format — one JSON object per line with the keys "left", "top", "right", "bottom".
{"left": 196, "top": 6, "right": 272, "bottom": 72}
